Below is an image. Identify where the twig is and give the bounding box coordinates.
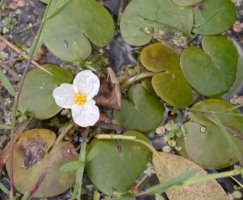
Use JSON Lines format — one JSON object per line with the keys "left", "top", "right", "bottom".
{"left": 134, "top": 174, "right": 149, "bottom": 191}
{"left": 0, "top": 35, "right": 52, "bottom": 75}
{"left": 52, "top": 122, "right": 77, "bottom": 149}
{"left": 230, "top": 176, "right": 243, "bottom": 189}
{"left": 2, "top": 57, "right": 21, "bottom": 64}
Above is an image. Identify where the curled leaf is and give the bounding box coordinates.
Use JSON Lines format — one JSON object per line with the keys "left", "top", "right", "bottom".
{"left": 94, "top": 68, "right": 121, "bottom": 110}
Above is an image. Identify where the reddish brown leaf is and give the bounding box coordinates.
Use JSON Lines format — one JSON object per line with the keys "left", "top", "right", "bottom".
{"left": 95, "top": 67, "right": 121, "bottom": 110}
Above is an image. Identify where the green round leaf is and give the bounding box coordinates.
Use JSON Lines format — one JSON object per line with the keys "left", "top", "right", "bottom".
{"left": 180, "top": 122, "right": 243, "bottom": 169}
{"left": 113, "top": 84, "right": 164, "bottom": 133}
{"left": 180, "top": 36, "right": 238, "bottom": 97}
{"left": 140, "top": 42, "right": 179, "bottom": 73}
{"left": 192, "top": 0, "right": 237, "bottom": 35}
{"left": 172, "top": 0, "right": 202, "bottom": 6}
{"left": 86, "top": 131, "right": 152, "bottom": 195}
{"left": 179, "top": 99, "right": 243, "bottom": 169}
{"left": 152, "top": 72, "right": 193, "bottom": 108}
{"left": 6, "top": 129, "right": 78, "bottom": 197}
{"left": 140, "top": 43, "right": 193, "bottom": 108}
{"left": 19, "top": 64, "right": 73, "bottom": 119}
{"left": 43, "top": 0, "right": 115, "bottom": 62}
{"left": 120, "top": 0, "right": 193, "bottom": 46}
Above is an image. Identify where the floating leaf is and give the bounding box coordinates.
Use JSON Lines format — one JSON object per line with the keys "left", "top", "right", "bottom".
{"left": 180, "top": 36, "right": 238, "bottom": 96}
{"left": 120, "top": 0, "right": 193, "bottom": 46}
{"left": 152, "top": 152, "right": 228, "bottom": 199}
{"left": 113, "top": 84, "right": 164, "bottom": 133}
{"left": 172, "top": 0, "right": 202, "bottom": 6}
{"left": 193, "top": 0, "right": 237, "bottom": 35}
{"left": 19, "top": 64, "right": 73, "bottom": 119}
{"left": 0, "top": 69, "right": 15, "bottom": 96}
{"left": 179, "top": 99, "right": 243, "bottom": 169}
{"left": 43, "top": 0, "right": 114, "bottom": 62}
{"left": 152, "top": 72, "right": 193, "bottom": 108}
{"left": 140, "top": 43, "right": 193, "bottom": 108}
{"left": 86, "top": 131, "right": 152, "bottom": 195}
{"left": 6, "top": 129, "right": 78, "bottom": 197}
{"left": 140, "top": 42, "right": 179, "bottom": 73}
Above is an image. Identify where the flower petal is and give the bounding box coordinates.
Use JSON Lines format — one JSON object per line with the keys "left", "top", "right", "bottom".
{"left": 73, "top": 70, "right": 100, "bottom": 100}
{"left": 71, "top": 100, "right": 100, "bottom": 127}
{"left": 53, "top": 84, "right": 75, "bottom": 108}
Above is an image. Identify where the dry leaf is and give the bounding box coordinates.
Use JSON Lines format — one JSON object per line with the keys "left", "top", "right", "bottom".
{"left": 152, "top": 152, "right": 228, "bottom": 200}
{"left": 94, "top": 67, "right": 121, "bottom": 110}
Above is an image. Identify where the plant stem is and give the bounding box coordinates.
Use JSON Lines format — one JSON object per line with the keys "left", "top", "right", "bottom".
{"left": 120, "top": 72, "right": 159, "bottom": 90}
{"left": 137, "top": 168, "right": 243, "bottom": 196}
{"left": 8, "top": 1, "right": 53, "bottom": 199}
{"left": 96, "top": 134, "right": 136, "bottom": 140}
{"left": 188, "top": 7, "right": 227, "bottom": 42}
{"left": 52, "top": 122, "right": 77, "bottom": 149}
{"left": 96, "top": 134, "right": 158, "bottom": 155}
{"left": 184, "top": 168, "right": 243, "bottom": 185}
{"left": 72, "top": 128, "right": 89, "bottom": 200}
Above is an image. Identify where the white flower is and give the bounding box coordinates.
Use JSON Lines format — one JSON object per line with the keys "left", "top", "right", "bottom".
{"left": 53, "top": 70, "right": 100, "bottom": 127}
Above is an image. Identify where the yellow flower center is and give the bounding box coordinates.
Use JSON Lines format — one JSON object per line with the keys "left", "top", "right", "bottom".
{"left": 74, "top": 93, "right": 87, "bottom": 105}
